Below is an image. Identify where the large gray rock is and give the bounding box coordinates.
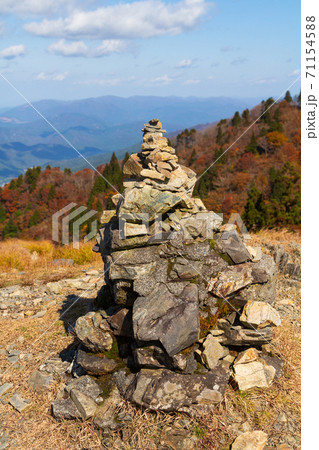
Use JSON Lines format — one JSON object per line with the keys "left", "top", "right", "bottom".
{"left": 119, "top": 185, "right": 183, "bottom": 221}
{"left": 132, "top": 344, "right": 192, "bottom": 371}
{"left": 133, "top": 284, "right": 199, "bottom": 356}
{"left": 207, "top": 255, "right": 275, "bottom": 298}
{"left": 70, "top": 388, "right": 98, "bottom": 420}
{"left": 65, "top": 375, "right": 103, "bottom": 401}
{"left": 77, "top": 349, "right": 118, "bottom": 375}
{"left": 214, "top": 230, "right": 251, "bottom": 264}
{"left": 177, "top": 211, "right": 222, "bottom": 239}
{"left": 126, "top": 366, "right": 230, "bottom": 411}
{"left": 52, "top": 398, "right": 82, "bottom": 420}
{"left": 106, "top": 308, "right": 133, "bottom": 337}
{"left": 207, "top": 264, "right": 255, "bottom": 297}
{"left": 169, "top": 257, "right": 202, "bottom": 280}
{"left": 74, "top": 312, "right": 113, "bottom": 353}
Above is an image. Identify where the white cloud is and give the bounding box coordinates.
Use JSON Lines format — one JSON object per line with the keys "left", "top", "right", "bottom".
{"left": 184, "top": 79, "right": 200, "bottom": 84}
{"left": 289, "top": 69, "right": 301, "bottom": 77}
{"left": 253, "top": 78, "right": 276, "bottom": 85}
{"left": 36, "top": 71, "right": 68, "bottom": 81}
{"left": 176, "top": 59, "right": 193, "bottom": 68}
{"left": 24, "top": 0, "right": 210, "bottom": 39}
{"left": 0, "top": 0, "right": 65, "bottom": 16}
{"left": 0, "top": 0, "right": 93, "bottom": 17}
{"left": 48, "top": 39, "right": 88, "bottom": 57}
{"left": 93, "top": 40, "right": 126, "bottom": 57}
{"left": 152, "top": 74, "right": 175, "bottom": 85}
{"left": 0, "top": 44, "right": 26, "bottom": 59}
{"left": 47, "top": 39, "right": 126, "bottom": 57}
{"left": 74, "top": 76, "right": 135, "bottom": 86}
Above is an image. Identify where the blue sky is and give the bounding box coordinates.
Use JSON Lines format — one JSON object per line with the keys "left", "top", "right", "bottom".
{"left": 0, "top": 0, "right": 300, "bottom": 107}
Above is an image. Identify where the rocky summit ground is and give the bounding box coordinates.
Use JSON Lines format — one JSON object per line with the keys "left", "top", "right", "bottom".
{"left": 0, "top": 230, "right": 300, "bottom": 450}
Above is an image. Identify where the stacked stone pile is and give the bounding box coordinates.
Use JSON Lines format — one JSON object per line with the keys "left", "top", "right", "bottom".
{"left": 52, "top": 119, "right": 283, "bottom": 423}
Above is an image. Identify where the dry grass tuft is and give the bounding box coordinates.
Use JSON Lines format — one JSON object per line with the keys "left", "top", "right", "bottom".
{"left": 0, "top": 239, "right": 103, "bottom": 287}
{"left": 250, "top": 228, "right": 301, "bottom": 245}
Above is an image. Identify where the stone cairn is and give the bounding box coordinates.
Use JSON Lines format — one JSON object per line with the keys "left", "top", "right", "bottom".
{"left": 52, "top": 119, "right": 283, "bottom": 425}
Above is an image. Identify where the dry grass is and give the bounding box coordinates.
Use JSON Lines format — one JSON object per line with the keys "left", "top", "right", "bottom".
{"left": 249, "top": 228, "right": 301, "bottom": 246}
{"left": 0, "top": 239, "right": 103, "bottom": 287}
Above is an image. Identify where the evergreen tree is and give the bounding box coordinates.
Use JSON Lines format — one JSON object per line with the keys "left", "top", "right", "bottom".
{"left": 16, "top": 174, "right": 23, "bottom": 187}
{"left": 48, "top": 184, "right": 56, "bottom": 200}
{"left": 64, "top": 168, "right": 72, "bottom": 174}
{"left": 260, "top": 98, "right": 274, "bottom": 125}
{"left": 297, "top": 90, "right": 301, "bottom": 106}
{"left": 0, "top": 204, "right": 6, "bottom": 223}
{"left": 242, "top": 109, "right": 250, "bottom": 124}
{"left": 91, "top": 176, "right": 105, "bottom": 195}
{"left": 216, "top": 126, "right": 223, "bottom": 145}
{"left": 9, "top": 179, "right": 17, "bottom": 190}
{"left": 267, "top": 163, "right": 301, "bottom": 226}
{"left": 103, "top": 153, "right": 122, "bottom": 190}
{"left": 243, "top": 185, "right": 268, "bottom": 230}
{"left": 2, "top": 218, "right": 19, "bottom": 239}
{"left": 214, "top": 147, "right": 227, "bottom": 164}
{"left": 285, "top": 90, "right": 292, "bottom": 103}
{"left": 25, "top": 166, "right": 41, "bottom": 193}
{"left": 245, "top": 133, "right": 258, "bottom": 154}
{"left": 87, "top": 193, "right": 94, "bottom": 209}
{"left": 96, "top": 199, "right": 103, "bottom": 214}
{"left": 46, "top": 165, "right": 51, "bottom": 170}
{"left": 232, "top": 111, "right": 241, "bottom": 127}
{"left": 269, "top": 108, "right": 283, "bottom": 132}
{"left": 29, "top": 210, "right": 40, "bottom": 227}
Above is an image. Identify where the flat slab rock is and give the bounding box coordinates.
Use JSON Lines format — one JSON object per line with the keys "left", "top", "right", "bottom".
{"left": 77, "top": 349, "right": 118, "bottom": 375}
{"left": 125, "top": 366, "right": 230, "bottom": 412}
{"left": 217, "top": 319, "right": 273, "bottom": 347}
{"left": 207, "top": 255, "right": 276, "bottom": 298}
{"left": 9, "top": 394, "right": 31, "bottom": 412}
{"left": 133, "top": 284, "right": 199, "bottom": 356}
{"left": 52, "top": 375, "right": 103, "bottom": 421}
{"left": 233, "top": 348, "right": 276, "bottom": 391}
{"left": 214, "top": 229, "right": 251, "bottom": 264}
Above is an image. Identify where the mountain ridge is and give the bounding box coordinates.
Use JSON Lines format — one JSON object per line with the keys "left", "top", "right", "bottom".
{"left": 0, "top": 95, "right": 259, "bottom": 183}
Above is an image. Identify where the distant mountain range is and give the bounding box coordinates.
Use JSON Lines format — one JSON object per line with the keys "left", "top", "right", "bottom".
{"left": 0, "top": 95, "right": 259, "bottom": 183}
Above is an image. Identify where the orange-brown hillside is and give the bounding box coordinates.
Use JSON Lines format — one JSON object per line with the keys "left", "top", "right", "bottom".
{"left": 0, "top": 98, "right": 300, "bottom": 240}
